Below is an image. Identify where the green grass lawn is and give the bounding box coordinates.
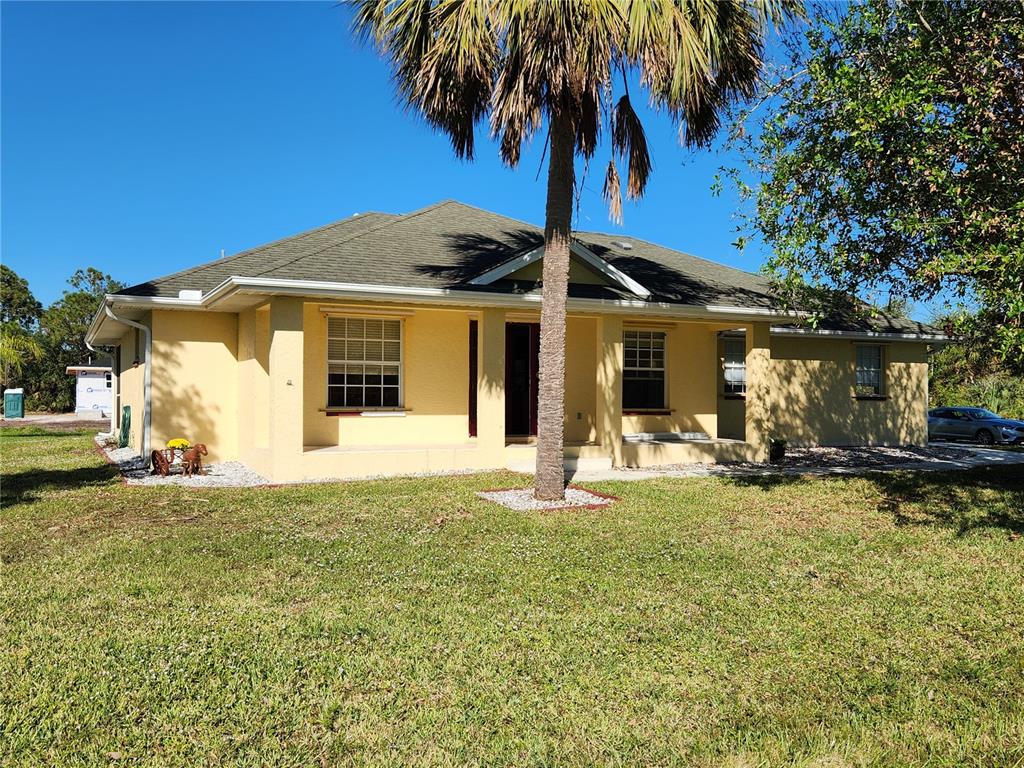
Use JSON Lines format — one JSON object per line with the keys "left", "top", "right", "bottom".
{"left": 2, "top": 431, "right": 1023, "bottom": 767}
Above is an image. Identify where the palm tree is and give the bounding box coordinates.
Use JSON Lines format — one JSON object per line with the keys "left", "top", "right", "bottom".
{"left": 354, "top": 0, "right": 799, "bottom": 500}
{"left": 0, "top": 329, "right": 43, "bottom": 388}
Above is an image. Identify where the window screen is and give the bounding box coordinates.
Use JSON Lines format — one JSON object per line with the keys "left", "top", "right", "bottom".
{"left": 327, "top": 317, "right": 402, "bottom": 408}
{"left": 855, "top": 345, "right": 883, "bottom": 396}
{"left": 623, "top": 330, "right": 666, "bottom": 409}
{"left": 723, "top": 338, "right": 746, "bottom": 395}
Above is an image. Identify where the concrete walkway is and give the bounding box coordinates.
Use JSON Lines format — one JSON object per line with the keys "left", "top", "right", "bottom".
{"left": 565, "top": 444, "right": 1024, "bottom": 482}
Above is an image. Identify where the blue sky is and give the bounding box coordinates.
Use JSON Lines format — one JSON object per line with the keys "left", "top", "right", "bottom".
{"left": 6, "top": 1, "right": 774, "bottom": 308}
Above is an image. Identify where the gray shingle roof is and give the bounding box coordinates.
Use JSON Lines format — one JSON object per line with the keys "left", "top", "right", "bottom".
{"left": 120, "top": 200, "right": 937, "bottom": 335}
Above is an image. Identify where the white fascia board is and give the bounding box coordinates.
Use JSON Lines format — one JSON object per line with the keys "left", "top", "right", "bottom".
{"left": 769, "top": 326, "right": 948, "bottom": 342}
{"left": 205, "top": 276, "right": 801, "bottom": 322}
{"left": 105, "top": 278, "right": 962, "bottom": 341}
{"left": 467, "top": 243, "right": 652, "bottom": 299}
{"left": 467, "top": 247, "right": 544, "bottom": 285}
{"left": 570, "top": 243, "right": 652, "bottom": 299}
{"left": 86, "top": 292, "right": 202, "bottom": 344}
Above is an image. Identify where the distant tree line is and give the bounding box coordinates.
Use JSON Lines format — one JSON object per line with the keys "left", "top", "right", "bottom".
{"left": 929, "top": 313, "right": 1024, "bottom": 420}
{"left": 1, "top": 265, "right": 123, "bottom": 412}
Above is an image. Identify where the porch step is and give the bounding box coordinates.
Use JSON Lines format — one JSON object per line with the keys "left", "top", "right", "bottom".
{"left": 505, "top": 456, "right": 614, "bottom": 473}
{"left": 624, "top": 431, "right": 710, "bottom": 443}
{"left": 504, "top": 443, "right": 613, "bottom": 473}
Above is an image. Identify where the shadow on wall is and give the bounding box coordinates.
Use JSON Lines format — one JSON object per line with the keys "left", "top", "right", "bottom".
{"left": 770, "top": 342, "right": 928, "bottom": 447}
{"left": 151, "top": 340, "right": 222, "bottom": 457}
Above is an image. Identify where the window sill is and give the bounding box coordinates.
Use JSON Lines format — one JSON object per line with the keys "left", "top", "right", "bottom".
{"left": 321, "top": 407, "right": 410, "bottom": 417}
{"left": 854, "top": 395, "right": 888, "bottom": 401}
{"left": 722, "top": 394, "right": 746, "bottom": 401}
{"left": 623, "top": 409, "right": 673, "bottom": 416}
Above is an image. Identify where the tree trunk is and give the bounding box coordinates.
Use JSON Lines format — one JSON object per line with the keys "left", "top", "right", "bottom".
{"left": 534, "top": 112, "right": 575, "bottom": 501}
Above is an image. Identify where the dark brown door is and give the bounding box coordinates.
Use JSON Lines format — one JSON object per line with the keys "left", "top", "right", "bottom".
{"left": 505, "top": 323, "right": 539, "bottom": 436}
{"left": 468, "top": 320, "right": 478, "bottom": 437}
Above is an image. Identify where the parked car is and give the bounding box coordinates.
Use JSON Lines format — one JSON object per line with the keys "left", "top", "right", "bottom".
{"left": 927, "top": 407, "right": 1024, "bottom": 445}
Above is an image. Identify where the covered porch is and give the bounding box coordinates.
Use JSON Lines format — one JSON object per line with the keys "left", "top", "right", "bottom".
{"left": 252, "top": 298, "right": 774, "bottom": 482}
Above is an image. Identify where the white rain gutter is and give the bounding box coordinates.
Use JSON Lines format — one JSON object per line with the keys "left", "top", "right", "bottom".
{"left": 769, "top": 326, "right": 950, "bottom": 343}
{"left": 104, "top": 303, "right": 152, "bottom": 465}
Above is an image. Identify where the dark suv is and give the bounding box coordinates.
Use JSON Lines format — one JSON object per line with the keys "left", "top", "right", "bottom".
{"left": 928, "top": 407, "right": 1024, "bottom": 445}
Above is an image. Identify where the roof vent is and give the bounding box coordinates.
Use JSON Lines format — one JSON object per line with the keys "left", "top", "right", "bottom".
{"left": 178, "top": 289, "right": 202, "bottom": 301}
{"left": 612, "top": 240, "right": 634, "bottom": 250}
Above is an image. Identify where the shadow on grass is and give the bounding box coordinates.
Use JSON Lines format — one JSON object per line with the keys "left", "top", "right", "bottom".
{"left": 0, "top": 426, "right": 98, "bottom": 437}
{"left": 725, "top": 465, "right": 1024, "bottom": 536}
{"left": 0, "top": 464, "right": 119, "bottom": 507}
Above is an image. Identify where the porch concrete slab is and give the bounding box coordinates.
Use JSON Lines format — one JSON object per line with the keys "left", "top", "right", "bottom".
{"left": 565, "top": 444, "right": 1024, "bottom": 482}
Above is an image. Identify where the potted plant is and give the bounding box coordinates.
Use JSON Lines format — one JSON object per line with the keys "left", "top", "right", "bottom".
{"left": 769, "top": 437, "right": 787, "bottom": 464}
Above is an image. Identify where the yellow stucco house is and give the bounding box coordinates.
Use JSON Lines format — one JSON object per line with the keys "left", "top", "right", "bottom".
{"left": 86, "top": 201, "right": 944, "bottom": 483}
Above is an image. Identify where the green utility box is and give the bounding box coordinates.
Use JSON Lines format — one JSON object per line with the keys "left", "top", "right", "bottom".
{"left": 3, "top": 388, "right": 25, "bottom": 419}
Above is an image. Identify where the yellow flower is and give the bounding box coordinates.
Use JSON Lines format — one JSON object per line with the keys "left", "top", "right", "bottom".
{"left": 167, "top": 438, "right": 191, "bottom": 450}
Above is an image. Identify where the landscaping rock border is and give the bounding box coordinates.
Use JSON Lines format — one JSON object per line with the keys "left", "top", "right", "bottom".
{"left": 477, "top": 486, "right": 615, "bottom": 511}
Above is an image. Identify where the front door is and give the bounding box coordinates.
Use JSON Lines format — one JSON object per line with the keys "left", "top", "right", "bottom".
{"left": 505, "top": 323, "right": 539, "bottom": 437}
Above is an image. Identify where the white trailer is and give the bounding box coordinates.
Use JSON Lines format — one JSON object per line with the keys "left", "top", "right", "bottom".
{"left": 66, "top": 365, "right": 112, "bottom": 419}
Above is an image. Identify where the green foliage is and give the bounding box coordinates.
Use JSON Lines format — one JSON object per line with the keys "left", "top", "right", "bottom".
{"left": 936, "top": 374, "right": 1024, "bottom": 421}
{"left": 930, "top": 317, "right": 1024, "bottom": 419}
{"left": 3, "top": 432, "right": 1024, "bottom": 765}
{"left": 724, "top": 0, "right": 1024, "bottom": 362}
{"left": 22, "top": 269, "right": 123, "bottom": 412}
{"left": 0, "top": 265, "right": 42, "bottom": 331}
{"left": 0, "top": 328, "right": 44, "bottom": 389}
{"left": 354, "top": 0, "right": 801, "bottom": 220}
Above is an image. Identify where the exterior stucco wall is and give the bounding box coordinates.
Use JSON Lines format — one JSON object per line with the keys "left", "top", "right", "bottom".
{"left": 133, "top": 300, "right": 932, "bottom": 479}
{"left": 303, "top": 305, "right": 473, "bottom": 448}
{"left": 621, "top": 321, "right": 721, "bottom": 438}
{"left": 770, "top": 337, "right": 928, "bottom": 446}
{"left": 116, "top": 326, "right": 146, "bottom": 455}
{"left": 237, "top": 306, "right": 271, "bottom": 478}
{"left": 509, "top": 258, "right": 611, "bottom": 286}
{"left": 564, "top": 316, "right": 597, "bottom": 443}
{"left": 150, "top": 310, "right": 239, "bottom": 462}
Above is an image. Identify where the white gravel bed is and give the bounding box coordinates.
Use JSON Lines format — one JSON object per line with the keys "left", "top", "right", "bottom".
{"left": 478, "top": 487, "right": 613, "bottom": 511}
{"left": 97, "top": 438, "right": 269, "bottom": 487}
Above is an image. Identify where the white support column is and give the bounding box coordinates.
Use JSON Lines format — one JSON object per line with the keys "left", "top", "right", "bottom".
{"left": 268, "top": 297, "right": 304, "bottom": 481}
{"left": 596, "top": 315, "right": 624, "bottom": 466}
{"left": 476, "top": 308, "right": 506, "bottom": 465}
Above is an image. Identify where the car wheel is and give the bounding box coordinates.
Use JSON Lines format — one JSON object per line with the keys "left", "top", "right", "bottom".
{"left": 974, "top": 429, "right": 995, "bottom": 446}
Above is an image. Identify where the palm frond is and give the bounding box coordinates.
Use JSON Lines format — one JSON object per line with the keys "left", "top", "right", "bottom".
{"left": 353, "top": 0, "right": 496, "bottom": 159}
{"left": 602, "top": 159, "right": 623, "bottom": 225}
{"left": 611, "top": 94, "right": 651, "bottom": 199}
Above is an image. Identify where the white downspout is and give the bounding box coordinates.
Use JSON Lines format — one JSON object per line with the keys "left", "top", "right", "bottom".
{"left": 104, "top": 304, "right": 152, "bottom": 465}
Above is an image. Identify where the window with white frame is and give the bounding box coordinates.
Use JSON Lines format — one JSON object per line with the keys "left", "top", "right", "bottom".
{"left": 623, "top": 329, "right": 666, "bottom": 410}
{"left": 723, "top": 338, "right": 746, "bottom": 396}
{"left": 855, "top": 344, "right": 884, "bottom": 397}
{"left": 327, "top": 317, "right": 402, "bottom": 408}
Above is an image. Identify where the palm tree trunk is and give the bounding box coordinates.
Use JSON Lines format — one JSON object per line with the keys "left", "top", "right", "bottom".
{"left": 534, "top": 111, "right": 575, "bottom": 501}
